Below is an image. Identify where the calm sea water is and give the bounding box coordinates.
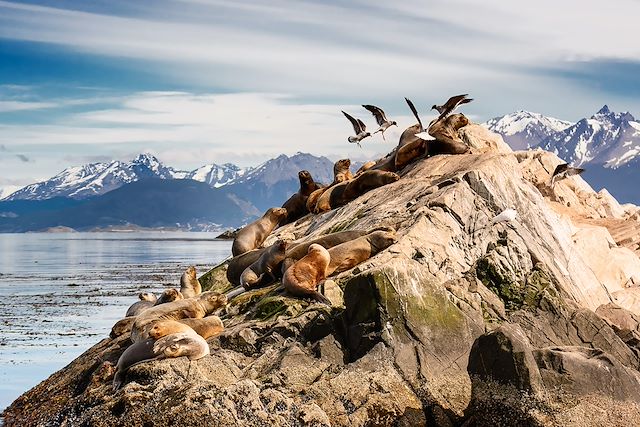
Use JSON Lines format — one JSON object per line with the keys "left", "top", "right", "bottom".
{"left": 0, "top": 232, "right": 231, "bottom": 412}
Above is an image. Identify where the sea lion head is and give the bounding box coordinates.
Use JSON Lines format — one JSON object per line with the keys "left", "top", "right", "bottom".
{"left": 198, "top": 291, "right": 228, "bottom": 310}
{"left": 274, "top": 239, "right": 289, "bottom": 253}
{"left": 138, "top": 292, "right": 157, "bottom": 302}
{"left": 334, "top": 159, "right": 351, "bottom": 174}
{"left": 185, "top": 266, "right": 197, "bottom": 278}
{"left": 298, "top": 170, "right": 315, "bottom": 187}
{"left": 368, "top": 230, "right": 398, "bottom": 252}
{"left": 267, "top": 207, "right": 288, "bottom": 221}
{"left": 447, "top": 113, "right": 470, "bottom": 130}
{"left": 157, "top": 288, "right": 184, "bottom": 304}
{"left": 308, "top": 243, "right": 329, "bottom": 257}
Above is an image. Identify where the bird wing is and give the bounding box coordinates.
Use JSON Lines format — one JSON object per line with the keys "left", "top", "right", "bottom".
{"left": 357, "top": 118, "right": 367, "bottom": 133}
{"left": 405, "top": 97, "right": 424, "bottom": 132}
{"left": 444, "top": 94, "right": 469, "bottom": 109}
{"left": 567, "top": 166, "right": 585, "bottom": 176}
{"left": 362, "top": 104, "right": 387, "bottom": 126}
{"left": 552, "top": 163, "right": 569, "bottom": 177}
{"left": 342, "top": 111, "right": 363, "bottom": 134}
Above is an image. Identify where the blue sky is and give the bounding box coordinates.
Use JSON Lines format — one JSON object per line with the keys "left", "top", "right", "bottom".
{"left": 1, "top": 0, "right": 639, "bottom": 196}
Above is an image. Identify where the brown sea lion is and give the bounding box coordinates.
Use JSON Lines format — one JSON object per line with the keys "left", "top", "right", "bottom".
{"left": 226, "top": 248, "right": 266, "bottom": 286}
{"left": 125, "top": 292, "right": 157, "bottom": 317}
{"left": 332, "top": 159, "right": 353, "bottom": 184}
{"left": 326, "top": 229, "right": 398, "bottom": 275}
{"left": 355, "top": 160, "right": 376, "bottom": 175}
{"left": 342, "top": 170, "right": 400, "bottom": 203}
{"left": 232, "top": 207, "right": 288, "bottom": 256}
{"left": 131, "top": 291, "right": 227, "bottom": 342}
{"left": 306, "top": 187, "right": 325, "bottom": 213}
{"left": 397, "top": 123, "right": 423, "bottom": 149}
{"left": 427, "top": 113, "right": 470, "bottom": 155}
{"left": 284, "top": 230, "right": 372, "bottom": 262}
{"left": 240, "top": 239, "right": 288, "bottom": 289}
{"left": 179, "top": 316, "right": 225, "bottom": 339}
{"left": 314, "top": 181, "right": 349, "bottom": 213}
{"left": 280, "top": 170, "right": 323, "bottom": 225}
{"left": 147, "top": 317, "right": 224, "bottom": 340}
{"left": 180, "top": 266, "right": 201, "bottom": 298}
{"left": 394, "top": 139, "right": 427, "bottom": 171}
{"left": 154, "top": 288, "right": 184, "bottom": 305}
{"left": 111, "top": 316, "right": 136, "bottom": 339}
{"left": 282, "top": 243, "right": 331, "bottom": 304}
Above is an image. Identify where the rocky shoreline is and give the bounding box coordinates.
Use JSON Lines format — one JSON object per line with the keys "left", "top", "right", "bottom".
{"left": 4, "top": 124, "right": 640, "bottom": 426}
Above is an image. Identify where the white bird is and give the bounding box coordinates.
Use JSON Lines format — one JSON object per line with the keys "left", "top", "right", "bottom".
{"left": 491, "top": 207, "right": 517, "bottom": 224}
{"left": 342, "top": 111, "right": 371, "bottom": 147}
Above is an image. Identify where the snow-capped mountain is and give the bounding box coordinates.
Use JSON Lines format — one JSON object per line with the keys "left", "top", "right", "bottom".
{"left": 483, "top": 110, "right": 572, "bottom": 150}
{"left": 3, "top": 154, "right": 249, "bottom": 201}
{"left": 537, "top": 106, "right": 640, "bottom": 167}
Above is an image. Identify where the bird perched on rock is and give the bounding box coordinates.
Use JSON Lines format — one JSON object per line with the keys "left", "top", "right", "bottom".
{"left": 405, "top": 97, "right": 432, "bottom": 141}
{"left": 491, "top": 207, "right": 517, "bottom": 225}
{"left": 362, "top": 104, "right": 397, "bottom": 140}
{"left": 432, "top": 94, "right": 473, "bottom": 120}
{"left": 342, "top": 111, "right": 371, "bottom": 147}
{"left": 550, "top": 163, "right": 585, "bottom": 187}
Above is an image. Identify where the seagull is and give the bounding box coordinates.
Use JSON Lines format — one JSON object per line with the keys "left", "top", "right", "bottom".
{"left": 432, "top": 94, "right": 473, "bottom": 120}
{"left": 342, "top": 111, "right": 371, "bottom": 147}
{"left": 405, "top": 97, "right": 431, "bottom": 140}
{"left": 362, "top": 104, "right": 397, "bottom": 141}
{"left": 550, "top": 163, "right": 585, "bottom": 187}
{"left": 491, "top": 207, "right": 517, "bottom": 225}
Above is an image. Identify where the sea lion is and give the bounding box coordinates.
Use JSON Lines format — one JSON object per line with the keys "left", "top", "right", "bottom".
{"left": 326, "top": 229, "right": 398, "bottom": 276}
{"left": 131, "top": 291, "right": 227, "bottom": 342}
{"left": 394, "top": 139, "right": 427, "bottom": 171}
{"left": 232, "top": 207, "right": 288, "bottom": 256}
{"left": 332, "top": 159, "right": 353, "bottom": 184}
{"left": 427, "top": 113, "right": 470, "bottom": 155}
{"left": 154, "top": 288, "right": 184, "bottom": 305}
{"left": 179, "top": 316, "right": 225, "bottom": 339}
{"left": 125, "top": 292, "right": 157, "bottom": 317}
{"left": 111, "top": 316, "right": 136, "bottom": 339}
{"left": 397, "top": 123, "right": 423, "bottom": 150}
{"left": 355, "top": 160, "right": 376, "bottom": 176}
{"left": 180, "top": 266, "right": 201, "bottom": 298}
{"left": 282, "top": 243, "right": 331, "bottom": 304}
{"left": 283, "top": 227, "right": 394, "bottom": 262}
{"left": 240, "top": 239, "right": 289, "bottom": 289}
{"left": 153, "top": 332, "right": 210, "bottom": 360}
{"left": 314, "top": 181, "right": 349, "bottom": 213}
{"left": 113, "top": 338, "right": 157, "bottom": 390}
{"left": 306, "top": 159, "right": 353, "bottom": 213}
{"left": 280, "top": 171, "right": 323, "bottom": 225}
{"left": 342, "top": 170, "right": 400, "bottom": 202}
{"left": 226, "top": 248, "right": 266, "bottom": 286}
{"left": 147, "top": 317, "right": 224, "bottom": 340}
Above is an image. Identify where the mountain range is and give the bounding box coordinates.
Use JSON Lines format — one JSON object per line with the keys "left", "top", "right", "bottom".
{"left": 484, "top": 105, "right": 640, "bottom": 204}
{"left": 0, "top": 153, "right": 334, "bottom": 232}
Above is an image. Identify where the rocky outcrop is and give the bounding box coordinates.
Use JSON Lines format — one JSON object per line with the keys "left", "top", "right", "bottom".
{"left": 5, "top": 123, "right": 640, "bottom": 426}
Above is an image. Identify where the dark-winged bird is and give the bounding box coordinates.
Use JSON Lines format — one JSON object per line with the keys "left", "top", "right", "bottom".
{"left": 362, "top": 104, "right": 397, "bottom": 141}
{"left": 342, "top": 111, "right": 371, "bottom": 147}
{"left": 432, "top": 94, "right": 473, "bottom": 120}
{"left": 405, "top": 97, "right": 431, "bottom": 140}
{"left": 550, "top": 163, "right": 585, "bottom": 187}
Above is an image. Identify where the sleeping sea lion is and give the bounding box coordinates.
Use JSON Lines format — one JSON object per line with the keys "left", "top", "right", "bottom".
{"left": 180, "top": 266, "right": 201, "bottom": 298}
{"left": 131, "top": 291, "right": 227, "bottom": 342}
{"left": 427, "top": 113, "right": 470, "bottom": 155}
{"left": 226, "top": 248, "right": 267, "bottom": 286}
{"left": 232, "top": 207, "right": 288, "bottom": 256}
{"left": 154, "top": 288, "right": 184, "bottom": 305}
{"left": 280, "top": 170, "right": 323, "bottom": 225}
{"left": 326, "top": 229, "right": 398, "bottom": 275}
{"left": 282, "top": 244, "right": 331, "bottom": 304}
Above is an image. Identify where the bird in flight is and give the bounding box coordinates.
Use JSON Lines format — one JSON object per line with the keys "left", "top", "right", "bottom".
{"left": 432, "top": 94, "right": 473, "bottom": 120}
{"left": 405, "top": 97, "right": 432, "bottom": 140}
{"left": 342, "top": 111, "right": 371, "bottom": 147}
{"left": 362, "top": 104, "right": 397, "bottom": 141}
{"left": 550, "top": 163, "right": 585, "bottom": 187}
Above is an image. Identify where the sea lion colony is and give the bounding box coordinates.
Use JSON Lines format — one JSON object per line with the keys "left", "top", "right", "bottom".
{"left": 107, "top": 95, "right": 576, "bottom": 391}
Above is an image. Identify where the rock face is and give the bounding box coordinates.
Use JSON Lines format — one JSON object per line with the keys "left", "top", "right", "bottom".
{"left": 5, "top": 123, "right": 640, "bottom": 427}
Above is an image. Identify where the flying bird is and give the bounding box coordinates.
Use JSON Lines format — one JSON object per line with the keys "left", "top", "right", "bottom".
{"left": 405, "top": 97, "right": 432, "bottom": 140}
{"left": 342, "top": 111, "right": 371, "bottom": 147}
{"left": 362, "top": 104, "right": 397, "bottom": 141}
{"left": 432, "top": 94, "right": 473, "bottom": 120}
{"left": 491, "top": 207, "right": 517, "bottom": 225}
{"left": 550, "top": 163, "right": 585, "bottom": 187}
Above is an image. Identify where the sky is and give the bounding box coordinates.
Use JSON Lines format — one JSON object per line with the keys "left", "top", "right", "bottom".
{"left": 1, "top": 0, "right": 639, "bottom": 196}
